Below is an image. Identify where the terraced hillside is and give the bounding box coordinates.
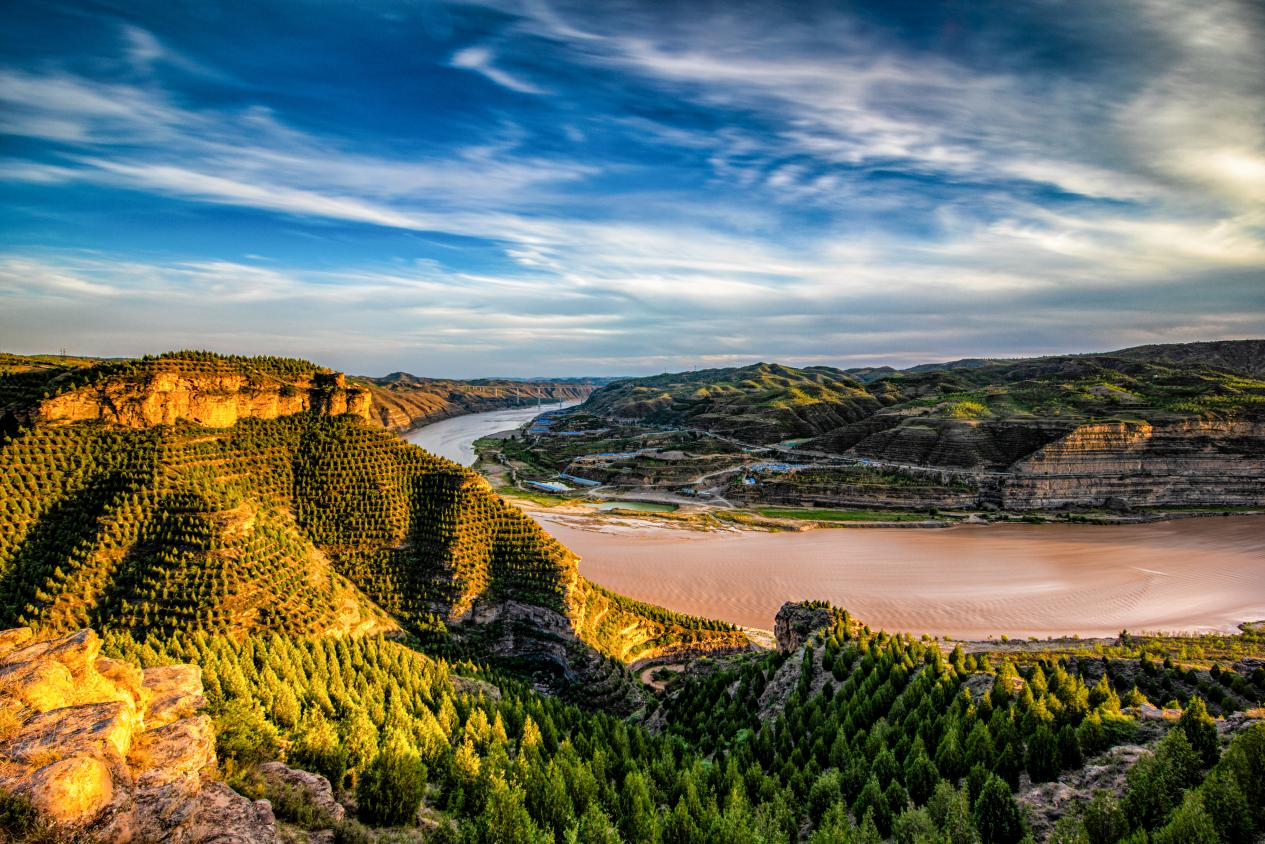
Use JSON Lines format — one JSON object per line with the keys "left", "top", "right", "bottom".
{"left": 579, "top": 341, "right": 1265, "bottom": 510}
{"left": 0, "top": 353, "right": 746, "bottom": 703}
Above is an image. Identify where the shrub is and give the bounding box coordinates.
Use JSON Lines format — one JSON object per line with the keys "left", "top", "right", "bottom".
{"left": 356, "top": 736, "right": 428, "bottom": 826}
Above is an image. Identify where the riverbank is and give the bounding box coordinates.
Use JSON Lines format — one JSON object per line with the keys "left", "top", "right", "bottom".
{"left": 403, "top": 403, "right": 1265, "bottom": 640}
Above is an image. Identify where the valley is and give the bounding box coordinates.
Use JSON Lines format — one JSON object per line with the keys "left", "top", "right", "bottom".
{"left": 8, "top": 2, "right": 1265, "bottom": 841}
{"left": 416, "top": 395, "right": 1265, "bottom": 639}
{"left": 0, "top": 348, "right": 1262, "bottom": 844}
{"left": 477, "top": 341, "right": 1265, "bottom": 520}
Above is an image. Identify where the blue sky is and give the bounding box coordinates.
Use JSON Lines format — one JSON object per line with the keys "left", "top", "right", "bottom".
{"left": 2, "top": 0, "right": 1263, "bottom": 377}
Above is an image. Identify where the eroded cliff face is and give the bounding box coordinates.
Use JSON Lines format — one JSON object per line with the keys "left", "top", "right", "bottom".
{"left": 752, "top": 412, "right": 1264, "bottom": 511}
{"left": 0, "top": 627, "right": 276, "bottom": 842}
{"left": 32, "top": 369, "right": 370, "bottom": 429}
{"left": 1000, "top": 414, "right": 1265, "bottom": 509}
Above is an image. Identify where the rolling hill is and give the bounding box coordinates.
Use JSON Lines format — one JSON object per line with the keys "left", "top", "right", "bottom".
{"left": 581, "top": 362, "right": 883, "bottom": 444}
{"left": 576, "top": 341, "right": 1265, "bottom": 510}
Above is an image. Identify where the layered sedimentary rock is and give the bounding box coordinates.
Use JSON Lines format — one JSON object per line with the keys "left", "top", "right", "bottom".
{"left": 746, "top": 412, "right": 1265, "bottom": 511}
{"left": 33, "top": 369, "right": 370, "bottom": 429}
{"left": 0, "top": 627, "right": 276, "bottom": 842}
{"left": 999, "top": 413, "right": 1265, "bottom": 509}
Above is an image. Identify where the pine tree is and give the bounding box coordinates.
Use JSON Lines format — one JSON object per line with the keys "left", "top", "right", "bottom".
{"left": 357, "top": 731, "right": 427, "bottom": 826}
{"left": 973, "top": 774, "right": 1025, "bottom": 844}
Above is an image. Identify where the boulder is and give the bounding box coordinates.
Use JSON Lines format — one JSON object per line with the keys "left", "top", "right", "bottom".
{"left": 0, "top": 626, "right": 277, "bottom": 843}
{"left": 0, "top": 658, "right": 75, "bottom": 713}
{"left": 129, "top": 715, "right": 216, "bottom": 789}
{"left": 255, "top": 761, "right": 345, "bottom": 822}
{"left": 16, "top": 755, "right": 114, "bottom": 826}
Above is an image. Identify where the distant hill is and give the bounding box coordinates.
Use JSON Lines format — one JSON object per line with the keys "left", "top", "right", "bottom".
{"left": 1112, "top": 339, "right": 1265, "bottom": 377}
{"left": 584, "top": 341, "right": 1265, "bottom": 448}
{"left": 354, "top": 372, "right": 599, "bottom": 432}
{"left": 0, "top": 351, "right": 746, "bottom": 706}
{"left": 583, "top": 362, "right": 883, "bottom": 444}
{"left": 577, "top": 342, "right": 1265, "bottom": 508}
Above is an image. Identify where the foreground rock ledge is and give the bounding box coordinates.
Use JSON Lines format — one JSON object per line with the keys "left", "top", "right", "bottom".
{"left": 0, "top": 626, "right": 276, "bottom": 843}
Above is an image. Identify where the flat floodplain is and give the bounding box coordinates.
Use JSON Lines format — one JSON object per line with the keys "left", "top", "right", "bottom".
{"left": 536, "top": 513, "right": 1265, "bottom": 638}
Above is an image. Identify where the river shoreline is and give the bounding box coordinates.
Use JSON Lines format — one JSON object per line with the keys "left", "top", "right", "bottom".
{"left": 402, "top": 405, "right": 1265, "bottom": 638}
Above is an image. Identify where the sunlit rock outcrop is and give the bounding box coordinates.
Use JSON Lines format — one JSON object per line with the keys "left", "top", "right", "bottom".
{"left": 0, "top": 627, "right": 276, "bottom": 842}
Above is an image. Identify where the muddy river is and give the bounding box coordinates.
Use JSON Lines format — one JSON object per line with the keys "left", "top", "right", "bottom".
{"left": 539, "top": 514, "right": 1265, "bottom": 638}
{"left": 406, "top": 406, "right": 1265, "bottom": 638}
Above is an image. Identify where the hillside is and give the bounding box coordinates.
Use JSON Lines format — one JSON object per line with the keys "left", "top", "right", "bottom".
{"left": 6, "top": 605, "right": 1261, "bottom": 843}
{"left": 0, "top": 352, "right": 746, "bottom": 707}
{"left": 573, "top": 341, "right": 1265, "bottom": 510}
{"left": 581, "top": 362, "right": 883, "bottom": 444}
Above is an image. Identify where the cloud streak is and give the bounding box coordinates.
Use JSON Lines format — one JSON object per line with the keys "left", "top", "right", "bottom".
{"left": 0, "top": 1, "right": 1262, "bottom": 375}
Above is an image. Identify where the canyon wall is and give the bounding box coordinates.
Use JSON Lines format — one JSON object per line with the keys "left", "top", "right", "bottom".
{"left": 998, "top": 414, "right": 1265, "bottom": 509}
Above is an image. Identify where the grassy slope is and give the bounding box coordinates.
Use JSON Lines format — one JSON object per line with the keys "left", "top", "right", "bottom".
{"left": 578, "top": 342, "right": 1265, "bottom": 458}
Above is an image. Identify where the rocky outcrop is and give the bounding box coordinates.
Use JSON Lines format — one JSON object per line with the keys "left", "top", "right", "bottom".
{"left": 0, "top": 627, "right": 276, "bottom": 843}
{"left": 31, "top": 369, "right": 370, "bottom": 429}
{"left": 773, "top": 602, "right": 836, "bottom": 654}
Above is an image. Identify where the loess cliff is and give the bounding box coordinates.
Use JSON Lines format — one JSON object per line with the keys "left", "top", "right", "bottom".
{"left": 999, "top": 414, "right": 1265, "bottom": 509}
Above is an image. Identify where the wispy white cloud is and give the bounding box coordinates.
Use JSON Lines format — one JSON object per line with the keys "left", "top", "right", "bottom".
{"left": 1, "top": 5, "right": 1262, "bottom": 374}
{"left": 451, "top": 45, "right": 548, "bottom": 95}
